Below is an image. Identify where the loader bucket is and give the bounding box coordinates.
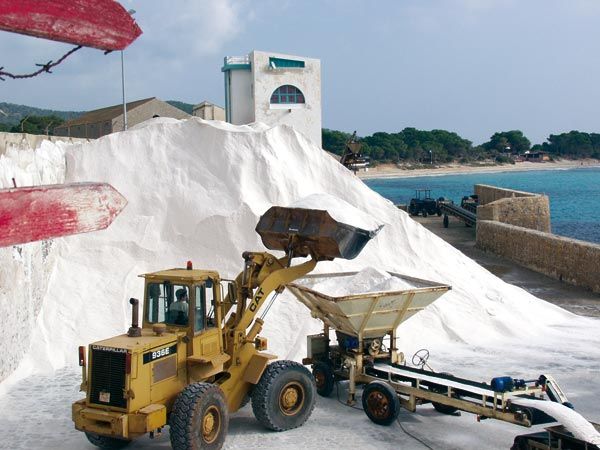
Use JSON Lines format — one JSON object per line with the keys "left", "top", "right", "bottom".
{"left": 255, "top": 206, "right": 378, "bottom": 261}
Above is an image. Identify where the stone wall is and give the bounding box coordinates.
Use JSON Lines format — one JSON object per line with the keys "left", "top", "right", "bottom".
{"left": 475, "top": 184, "right": 540, "bottom": 205}
{"left": 0, "top": 132, "right": 88, "bottom": 156}
{"left": 475, "top": 184, "right": 551, "bottom": 232}
{"left": 476, "top": 220, "right": 600, "bottom": 293}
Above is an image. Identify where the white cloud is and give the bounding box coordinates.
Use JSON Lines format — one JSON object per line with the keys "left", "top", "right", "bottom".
{"left": 134, "top": 0, "right": 247, "bottom": 58}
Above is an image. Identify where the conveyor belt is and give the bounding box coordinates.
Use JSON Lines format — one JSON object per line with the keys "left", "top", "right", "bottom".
{"left": 369, "top": 362, "right": 543, "bottom": 403}
{"left": 372, "top": 362, "right": 496, "bottom": 397}
{"left": 439, "top": 202, "right": 476, "bottom": 227}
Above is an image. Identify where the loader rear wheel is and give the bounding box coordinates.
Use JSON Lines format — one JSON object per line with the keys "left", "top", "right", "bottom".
{"left": 169, "top": 382, "right": 228, "bottom": 450}
{"left": 312, "top": 361, "right": 334, "bottom": 397}
{"left": 251, "top": 360, "right": 316, "bottom": 431}
{"left": 84, "top": 433, "right": 131, "bottom": 449}
{"left": 362, "top": 381, "right": 400, "bottom": 426}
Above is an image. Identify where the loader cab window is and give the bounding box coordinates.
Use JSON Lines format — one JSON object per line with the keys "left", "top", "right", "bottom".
{"left": 194, "top": 279, "right": 216, "bottom": 332}
{"left": 146, "top": 282, "right": 189, "bottom": 327}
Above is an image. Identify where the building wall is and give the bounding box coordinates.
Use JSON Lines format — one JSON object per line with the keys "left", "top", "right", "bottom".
{"left": 227, "top": 69, "right": 254, "bottom": 125}
{"left": 476, "top": 220, "right": 600, "bottom": 293}
{"left": 112, "top": 98, "right": 190, "bottom": 132}
{"left": 251, "top": 50, "right": 322, "bottom": 147}
{"left": 193, "top": 103, "right": 225, "bottom": 121}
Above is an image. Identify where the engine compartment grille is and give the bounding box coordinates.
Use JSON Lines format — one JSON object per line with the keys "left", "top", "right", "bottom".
{"left": 89, "top": 347, "right": 127, "bottom": 409}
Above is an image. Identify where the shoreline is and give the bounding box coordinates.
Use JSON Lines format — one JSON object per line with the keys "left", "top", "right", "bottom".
{"left": 357, "top": 159, "right": 600, "bottom": 180}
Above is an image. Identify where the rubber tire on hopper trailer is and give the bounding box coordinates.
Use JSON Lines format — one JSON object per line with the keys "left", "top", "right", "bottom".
{"left": 251, "top": 360, "right": 316, "bottom": 431}
{"left": 312, "top": 361, "right": 335, "bottom": 397}
{"left": 430, "top": 372, "right": 460, "bottom": 415}
{"left": 169, "top": 382, "right": 229, "bottom": 450}
{"left": 362, "top": 380, "right": 400, "bottom": 426}
{"left": 85, "top": 433, "right": 131, "bottom": 449}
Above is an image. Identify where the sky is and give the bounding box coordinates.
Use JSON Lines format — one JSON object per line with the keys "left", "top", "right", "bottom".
{"left": 1, "top": 0, "right": 600, "bottom": 145}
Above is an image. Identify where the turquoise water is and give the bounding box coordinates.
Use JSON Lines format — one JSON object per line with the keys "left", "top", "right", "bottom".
{"left": 365, "top": 167, "right": 600, "bottom": 244}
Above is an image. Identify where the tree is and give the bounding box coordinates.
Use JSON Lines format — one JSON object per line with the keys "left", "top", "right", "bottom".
{"left": 542, "top": 130, "right": 599, "bottom": 158}
{"left": 482, "top": 130, "right": 531, "bottom": 154}
{"left": 10, "top": 115, "right": 65, "bottom": 135}
{"left": 322, "top": 129, "right": 352, "bottom": 156}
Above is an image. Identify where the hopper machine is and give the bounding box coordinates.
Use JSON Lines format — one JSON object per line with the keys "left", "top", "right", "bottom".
{"left": 288, "top": 272, "right": 451, "bottom": 405}
{"left": 288, "top": 274, "right": 600, "bottom": 449}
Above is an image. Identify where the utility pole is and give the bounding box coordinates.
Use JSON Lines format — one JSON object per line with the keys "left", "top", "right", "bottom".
{"left": 121, "top": 9, "right": 136, "bottom": 131}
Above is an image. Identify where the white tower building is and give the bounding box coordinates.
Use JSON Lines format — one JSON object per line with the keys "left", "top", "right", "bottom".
{"left": 222, "top": 50, "right": 322, "bottom": 147}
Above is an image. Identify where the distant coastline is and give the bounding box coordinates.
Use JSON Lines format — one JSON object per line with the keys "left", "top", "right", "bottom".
{"left": 357, "top": 159, "right": 600, "bottom": 180}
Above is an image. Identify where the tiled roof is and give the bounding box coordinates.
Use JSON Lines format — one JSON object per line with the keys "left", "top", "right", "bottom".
{"left": 57, "top": 97, "right": 156, "bottom": 127}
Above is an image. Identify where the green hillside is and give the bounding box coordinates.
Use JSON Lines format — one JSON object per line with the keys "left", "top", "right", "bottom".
{"left": 0, "top": 102, "right": 83, "bottom": 126}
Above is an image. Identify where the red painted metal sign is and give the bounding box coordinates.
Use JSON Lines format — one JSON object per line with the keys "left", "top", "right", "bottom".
{"left": 0, "top": 182, "right": 127, "bottom": 247}
{"left": 0, "top": 0, "right": 142, "bottom": 51}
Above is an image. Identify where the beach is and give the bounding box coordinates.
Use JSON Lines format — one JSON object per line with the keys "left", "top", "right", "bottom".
{"left": 357, "top": 158, "right": 600, "bottom": 179}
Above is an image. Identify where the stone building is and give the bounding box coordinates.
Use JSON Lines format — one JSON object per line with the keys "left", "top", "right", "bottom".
{"left": 222, "top": 50, "right": 322, "bottom": 146}
{"left": 192, "top": 101, "right": 225, "bottom": 121}
{"left": 54, "top": 97, "right": 189, "bottom": 138}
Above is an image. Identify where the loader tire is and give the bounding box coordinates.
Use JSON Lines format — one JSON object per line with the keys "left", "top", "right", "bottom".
{"left": 362, "top": 381, "right": 400, "bottom": 426}
{"left": 169, "top": 382, "right": 228, "bottom": 450}
{"left": 84, "top": 433, "right": 131, "bottom": 449}
{"left": 312, "top": 361, "right": 335, "bottom": 397}
{"left": 251, "top": 360, "right": 316, "bottom": 431}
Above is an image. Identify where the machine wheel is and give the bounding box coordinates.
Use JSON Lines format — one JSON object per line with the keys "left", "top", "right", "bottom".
{"left": 430, "top": 373, "right": 459, "bottom": 415}
{"left": 422, "top": 211, "right": 428, "bottom": 218}
{"left": 84, "top": 433, "right": 131, "bottom": 449}
{"left": 312, "top": 361, "right": 335, "bottom": 397}
{"left": 443, "top": 215, "right": 449, "bottom": 228}
{"left": 362, "top": 381, "right": 400, "bottom": 426}
{"left": 169, "top": 382, "right": 229, "bottom": 450}
{"left": 251, "top": 360, "right": 316, "bottom": 431}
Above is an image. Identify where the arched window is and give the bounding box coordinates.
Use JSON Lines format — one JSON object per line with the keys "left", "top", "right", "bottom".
{"left": 270, "top": 85, "right": 305, "bottom": 104}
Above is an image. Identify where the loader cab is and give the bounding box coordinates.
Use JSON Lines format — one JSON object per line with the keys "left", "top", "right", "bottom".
{"left": 140, "top": 267, "right": 225, "bottom": 334}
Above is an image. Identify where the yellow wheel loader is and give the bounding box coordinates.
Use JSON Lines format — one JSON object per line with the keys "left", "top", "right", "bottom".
{"left": 72, "top": 206, "right": 377, "bottom": 449}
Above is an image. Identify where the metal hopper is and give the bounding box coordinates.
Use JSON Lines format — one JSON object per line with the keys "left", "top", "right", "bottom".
{"left": 255, "top": 206, "right": 379, "bottom": 261}
{"left": 287, "top": 272, "right": 451, "bottom": 339}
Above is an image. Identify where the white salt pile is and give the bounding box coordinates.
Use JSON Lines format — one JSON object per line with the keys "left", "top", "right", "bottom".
{"left": 511, "top": 398, "right": 600, "bottom": 445}
{"left": 0, "top": 117, "right": 599, "bottom": 410}
{"left": 299, "top": 267, "right": 416, "bottom": 297}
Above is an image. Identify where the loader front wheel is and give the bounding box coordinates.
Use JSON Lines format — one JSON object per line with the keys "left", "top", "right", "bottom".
{"left": 169, "top": 382, "right": 228, "bottom": 450}
{"left": 251, "top": 360, "right": 316, "bottom": 431}
{"left": 84, "top": 433, "right": 131, "bottom": 449}
{"left": 362, "top": 381, "right": 400, "bottom": 426}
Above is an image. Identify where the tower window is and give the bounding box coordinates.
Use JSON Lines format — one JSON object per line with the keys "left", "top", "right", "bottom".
{"left": 270, "top": 85, "right": 305, "bottom": 104}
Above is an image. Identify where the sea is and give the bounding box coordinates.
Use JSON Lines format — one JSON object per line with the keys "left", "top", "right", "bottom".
{"left": 365, "top": 166, "right": 600, "bottom": 245}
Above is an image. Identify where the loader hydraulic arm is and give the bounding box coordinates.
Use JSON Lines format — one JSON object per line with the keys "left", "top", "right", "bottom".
{"left": 225, "top": 251, "right": 317, "bottom": 343}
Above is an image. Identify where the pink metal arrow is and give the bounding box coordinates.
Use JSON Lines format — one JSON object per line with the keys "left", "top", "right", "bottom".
{"left": 0, "top": 182, "right": 127, "bottom": 247}
{"left": 0, "top": 0, "right": 142, "bottom": 51}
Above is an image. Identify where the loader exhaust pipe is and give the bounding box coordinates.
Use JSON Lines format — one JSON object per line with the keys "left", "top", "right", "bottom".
{"left": 128, "top": 297, "right": 142, "bottom": 337}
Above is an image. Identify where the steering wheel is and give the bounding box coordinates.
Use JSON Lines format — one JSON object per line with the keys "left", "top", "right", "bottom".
{"left": 411, "top": 348, "right": 430, "bottom": 368}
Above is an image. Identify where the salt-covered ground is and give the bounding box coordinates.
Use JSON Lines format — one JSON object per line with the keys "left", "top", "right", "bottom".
{"left": 1, "top": 118, "right": 599, "bottom": 449}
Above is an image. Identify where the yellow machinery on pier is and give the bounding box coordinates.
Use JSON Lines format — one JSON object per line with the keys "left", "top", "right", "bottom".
{"left": 72, "top": 206, "right": 377, "bottom": 449}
